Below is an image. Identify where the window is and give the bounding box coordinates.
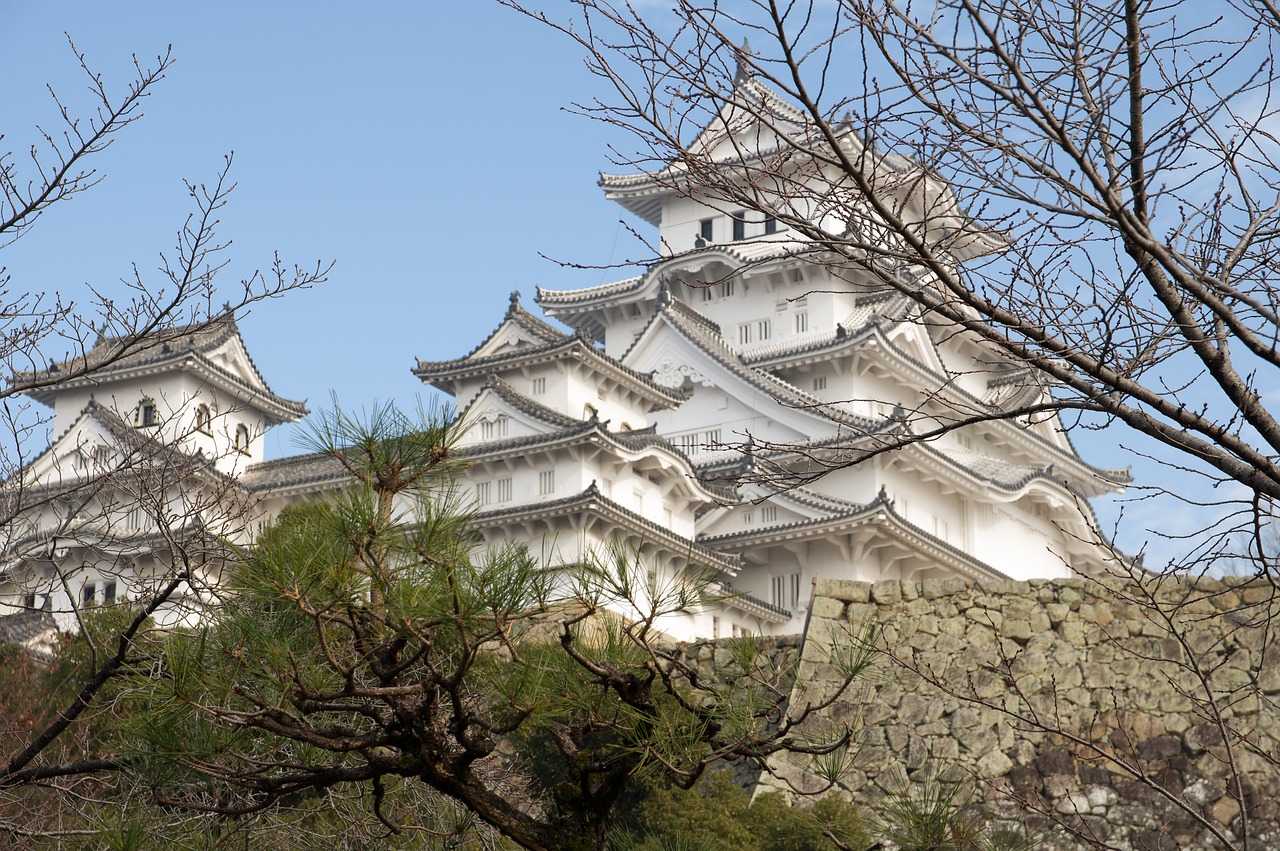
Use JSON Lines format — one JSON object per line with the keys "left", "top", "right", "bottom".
{"left": 104, "top": 581, "right": 117, "bottom": 603}
{"left": 701, "top": 286, "right": 713, "bottom": 302}
{"left": 137, "top": 398, "right": 157, "bottom": 428}
{"left": 813, "top": 376, "right": 827, "bottom": 391}
{"left": 764, "top": 216, "right": 778, "bottom": 234}
{"left": 712, "top": 616, "right": 721, "bottom": 639}
{"left": 720, "top": 280, "right": 735, "bottom": 298}
{"left": 538, "top": 470, "right": 555, "bottom": 496}
{"left": 704, "top": 428, "right": 721, "bottom": 447}
{"left": 738, "top": 323, "right": 752, "bottom": 345}
{"left": 194, "top": 404, "right": 212, "bottom": 434}
{"left": 732, "top": 211, "right": 746, "bottom": 241}
{"left": 531, "top": 377, "right": 546, "bottom": 395}
{"left": 795, "top": 312, "right": 809, "bottom": 333}
{"left": 234, "top": 424, "right": 251, "bottom": 455}
{"left": 480, "top": 416, "right": 509, "bottom": 440}
{"left": 93, "top": 446, "right": 111, "bottom": 468}
{"left": 700, "top": 218, "right": 714, "bottom": 242}
{"left": 475, "top": 481, "right": 492, "bottom": 505}
{"left": 742, "top": 508, "right": 753, "bottom": 525}
{"left": 22, "top": 593, "right": 36, "bottom": 610}
{"left": 757, "top": 319, "right": 772, "bottom": 341}
{"left": 497, "top": 478, "right": 512, "bottom": 502}
{"left": 790, "top": 572, "right": 801, "bottom": 609}
{"left": 761, "top": 505, "right": 777, "bottom": 524}
{"left": 790, "top": 268, "right": 805, "bottom": 283}
{"left": 772, "top": 575, "right": 787, "bottom": 608}
{"left": 82, "top": 583, "right": 96, "bottom": 606}
{"left": 633, "top": 488, "right": 645, "bottom": 511}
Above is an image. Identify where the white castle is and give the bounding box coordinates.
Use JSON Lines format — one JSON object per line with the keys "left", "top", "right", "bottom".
{"left": 0, "top": 70, "right": 1126, "bottom": 645}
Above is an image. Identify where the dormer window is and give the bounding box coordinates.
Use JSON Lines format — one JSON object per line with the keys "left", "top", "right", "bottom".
{"left": 194, "top": 404, "right": 212, "bottom": 435}
{"left": 234, "top": 424, "right": 251, "bottom": 455}
{"left": 699, "top": 218, "right": 714, "bottom": 245}
{"left": 137, "top": 398, "right": 158, "bottom": 428}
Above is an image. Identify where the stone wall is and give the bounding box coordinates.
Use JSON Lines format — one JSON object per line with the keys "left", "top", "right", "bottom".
{"left": 765, "top": 576, "right": 1280, "bottom": 850}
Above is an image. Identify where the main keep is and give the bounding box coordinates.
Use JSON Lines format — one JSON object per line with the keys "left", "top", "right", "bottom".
{"left": 1, "top": 69, "right": 1127, "bottom": 643}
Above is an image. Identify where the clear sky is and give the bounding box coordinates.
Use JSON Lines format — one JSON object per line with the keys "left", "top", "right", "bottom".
{"left": 0, "top": 2, "right": 1198, "bottom": 565}
{"left": 1, "top": 3, "right": 634, "bottom": 453}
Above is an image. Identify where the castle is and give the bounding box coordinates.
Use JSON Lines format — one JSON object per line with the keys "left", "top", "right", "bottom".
{"left": 0, "top": 69, "right": 1127, "bottom": 644}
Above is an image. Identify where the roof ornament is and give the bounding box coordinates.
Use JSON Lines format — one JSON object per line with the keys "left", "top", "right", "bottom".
{"left": 506, "top": 291, "right": 522, "bottom": 317}
{"left": 656, "top": 279, "right": 673, "bottom": 308}
{"left": 877, "top": 484, "right": 890, "bottom": 504}
{"left": 733, "top": 38, "right": 753, "bottom": 84}
{"left": 835, "top": 323, "right": 847, "bottom": 339}
{"left": 890, "top": 404, "right": 907, "bottom": 422}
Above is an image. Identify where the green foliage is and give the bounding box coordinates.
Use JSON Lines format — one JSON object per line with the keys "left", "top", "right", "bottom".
{"left": 614, "top": 772, "right": 869, "bottom": 851}
{"left": 874, "top": 771, "right": 1044, "bottom": 851}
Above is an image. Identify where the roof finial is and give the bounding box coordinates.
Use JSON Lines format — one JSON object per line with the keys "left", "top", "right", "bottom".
{"left": 506, "top": 291, "right": 521, "bottom": 317}
{"left": 656, "top": 279, "right": 673, "bottom": 308}
{"left": 734, "top": 38, "right": 753, "bottom": 84}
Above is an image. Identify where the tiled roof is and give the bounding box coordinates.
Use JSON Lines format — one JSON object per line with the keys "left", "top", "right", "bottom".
{"left": 14, "top": 315, "right": 306, "bottom": 420}
{"left": 417, "top": 334, "right": 687, "bottom": 408}
{"left": 19, "top": 401, "right": 230, "bottom": 500}
{"left": 599, "top": 75, "right": 814, "bottom": 195}
{"left": 700, "top": 487, "right": 1008, "bottom": 581}
{"left": 537, "top": 239, "right": 817, "bottom": 314}
{"left": 459, "top": 375, "right": 582, "bottom": 431}
{"left": 241, "top": 451, "right": 347, "bottom": 493}
{"left": 537, "top": 276, "right": 645, "bottom": 308}
{"left": 472, "top": 482, "right": 741, "bottom": 574}
{"left": 626, "top": 295, "right": 883, "bottom": 435}
{"left": 459, "top": 412, "right": 737, "bottom": 504}
{"left": 448, "top": 291, "right": 571, "bottom": 364}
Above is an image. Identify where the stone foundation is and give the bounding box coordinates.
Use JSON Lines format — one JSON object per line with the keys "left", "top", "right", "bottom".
{"left": 763, "top": 576, "right": 1280, "bottom": 850}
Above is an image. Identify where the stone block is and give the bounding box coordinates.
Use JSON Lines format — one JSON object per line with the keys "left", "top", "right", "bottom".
{"left": 870, "top": 580, "right": 901, "bottom": 605}
{"left": 1002, "top": 618, "right": 1033, "bottom": 641}
{"left": 977, "top": 748, "right": 1013, "bottom": 777}
{"left": 809, "top": 595, "right": 844, "bottom": 620}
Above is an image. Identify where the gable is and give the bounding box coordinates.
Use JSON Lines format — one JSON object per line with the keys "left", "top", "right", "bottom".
{"left": 469, "top": 319, "right": 550, "bottom": 360}
{"left": 205, "top": 334, "right": 271, "bottom": 393}
{"left": 24, "top": 412, "right": 121, "bottom": 487}
{"left": 455, "top": 386, "right": 580, "bottom": 449}
{"left": 623, "top": 312, "right": 848, "bottom": 447}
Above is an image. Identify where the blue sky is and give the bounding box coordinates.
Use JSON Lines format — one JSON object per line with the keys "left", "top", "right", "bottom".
{"left": 1, "top": 3, "right": 633, "bottom": 455}
{"left": 1, "top": 2, "right": 1205, "bottom": 565}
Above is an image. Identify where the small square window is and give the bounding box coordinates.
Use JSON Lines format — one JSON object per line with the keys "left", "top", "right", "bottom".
{"left": 82, "top": 583, "right": 96, "bottom": 605}
{"left": 732, "top": 212, "right": 746, "bottom": 241}
{"left": 795, "top": 312, "right": 809, "bottom": 334}
{"left": 104, "top": 581, "right": 117, "bottom": 603}
{"left": 531, "top": 377, "right": 546, "bottom": 395}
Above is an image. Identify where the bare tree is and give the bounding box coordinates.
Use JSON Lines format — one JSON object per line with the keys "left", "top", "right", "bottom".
{"left": 501, "top": 0, "right": 1280, "bottom": 847}
{"left": 0, "top": 38, "right": 327, "bottom": 843}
